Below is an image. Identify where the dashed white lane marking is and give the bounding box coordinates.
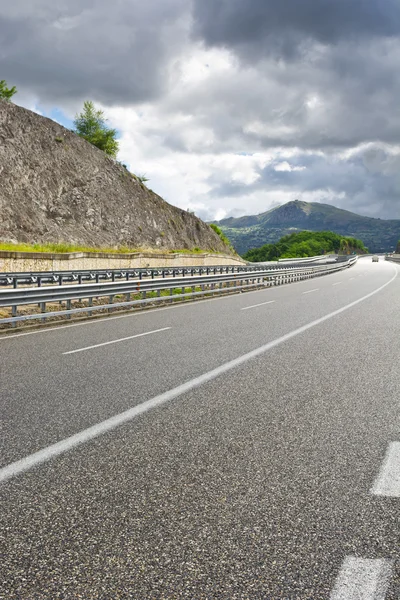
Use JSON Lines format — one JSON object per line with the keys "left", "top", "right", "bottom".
{"left": 63, "top": 327, "right": 171, "bottom": 355}
{"left": 0, "top": 267, "right": 397, "bottom": 484}
{"left": 371, "top": 442, "right": 400, "bottom": 497}
{"left": 349, "top": 277, "right": 355, "bottom": 281}
{"left": 332, "top": 282, "right": 342, "bottom": 286}
{"left": 302, "top": 288, "right": 319, "bottom": 295}
{"left": 241, "top": 300, "right": 275, "bottom": 310}
{"left": 330, "top": 556, "right": 393, "bottom": 600}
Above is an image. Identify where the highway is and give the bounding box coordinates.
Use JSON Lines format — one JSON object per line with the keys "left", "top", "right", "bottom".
{"left": 0, "top": 257, "right": 399, "bottom": 599}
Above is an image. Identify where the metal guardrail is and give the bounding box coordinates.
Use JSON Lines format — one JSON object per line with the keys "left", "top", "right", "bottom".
{"left": 385, "top": 254, "right": 400, "bottom": 263}
{"left": 0, "top": 257, "right": 357, "bottom": 327}
{"left": 0, "top": 256, "right": 345, "bottom": 288}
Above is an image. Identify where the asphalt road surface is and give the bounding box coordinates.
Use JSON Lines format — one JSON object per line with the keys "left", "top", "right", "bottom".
{"left": 1, "top": 257, "right": 399, "bottom": 599}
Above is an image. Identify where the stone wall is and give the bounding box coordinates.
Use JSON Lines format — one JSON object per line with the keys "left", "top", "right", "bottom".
{"left": 0, "top": 251, "right": 246, "bottom": 272}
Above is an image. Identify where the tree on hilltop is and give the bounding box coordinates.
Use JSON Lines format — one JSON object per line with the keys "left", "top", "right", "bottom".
{"left": 73, "top": 100, "right": 119, "bottom": 158}
{"left": 0, "top": 80, "right": 17, "bottom": 101}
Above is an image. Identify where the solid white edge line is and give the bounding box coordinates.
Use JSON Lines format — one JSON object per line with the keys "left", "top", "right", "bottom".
{"left": 370, "top": 441, "right": 400, "bottom": 497}
{"left": 330, "top": 556, "right": 393, "bottom": 600}
{"left": 240, "top": 300, "right": 275, "bottom": 310}
{"left": 63, "top": 327, "right": 171, "bottom": 355}
{"left": 302, "top": 288, "right": 319, "bottom": 294}
{"left": 332, "top": 282, "right": 342, "bottom": 286}
{"left": 0, "top": 266, "right": 397, "bottom": 484}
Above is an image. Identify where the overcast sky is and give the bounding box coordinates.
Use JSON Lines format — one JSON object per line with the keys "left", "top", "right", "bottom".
{"left": 2, "top": 0, "right": 400, "bottom": 221}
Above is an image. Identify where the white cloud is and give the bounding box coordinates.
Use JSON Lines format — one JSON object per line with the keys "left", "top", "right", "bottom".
{"left": 274, "top": 161, "right": 306, "bottom": 172}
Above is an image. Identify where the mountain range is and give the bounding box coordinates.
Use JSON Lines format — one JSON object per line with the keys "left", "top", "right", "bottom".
{"left": 212, "top": 200, "right": 400, "bottom": 254}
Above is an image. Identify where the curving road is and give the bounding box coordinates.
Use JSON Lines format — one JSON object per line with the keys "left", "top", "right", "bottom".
{"left": 0, "top": 257, "right": 399, "bottom": 598}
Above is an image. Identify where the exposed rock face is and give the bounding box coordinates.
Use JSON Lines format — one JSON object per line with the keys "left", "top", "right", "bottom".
{"left": 0, "top": 100, "right": 232, "bottom": 253}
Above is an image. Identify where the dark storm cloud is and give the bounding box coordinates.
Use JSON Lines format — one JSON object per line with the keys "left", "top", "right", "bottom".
{"left": 192, "top": 0, "right": 400, "bottom": 59}
{"left": 207, "top": 147, "right": 400, "bottom": 220}
{"left": 0, "top": 0, "right": 188, "bottom": 105}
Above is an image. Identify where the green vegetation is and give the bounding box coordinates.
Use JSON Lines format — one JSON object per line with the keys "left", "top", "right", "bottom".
{"left": 243, "top": 231, "right": 368, "bottom": 262}
{"left": 74, "top": 100, "right": 119, "bottom": 158}
{"left": 0, "top": 79, "right": 17, "bottom": 101}
{"left": 137, "top": 174, "right": 149, "bottom": 183}
{"left": 209, "top": 223, "right": 234, "bottom": 250}
{"left": 0, "top": 241, "right": 225, "bottom": 255}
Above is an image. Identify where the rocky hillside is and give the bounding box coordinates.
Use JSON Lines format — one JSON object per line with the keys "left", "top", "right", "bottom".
{"left": 0, "top": 100, "right": 232, "bottom": 253}
{"left": 213, "top": 200, "right": 400, "bottom": 254}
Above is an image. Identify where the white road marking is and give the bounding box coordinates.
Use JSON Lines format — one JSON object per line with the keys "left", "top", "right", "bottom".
{"left": 349, "top": 277, "right": 355, "bottom": 281}
{"left": 330, "top": 556, "right": 393, "bottom": 600}
{"left": 0, "top": 268, "right": 397, "bottom": 484}
{"left": 332, "top": 282, "right": 342, "bottom": 286}
{"left": 370, "top": 442, "right": 400, "bottom": 497}
{"left": 302, "top": 288, "right": 319, "bottom": 295}
{"left": 62, "top": 327, "right": 171, "bottom": 355}
{"left": 241, "top": 300, "right": 275, "bottom": 310}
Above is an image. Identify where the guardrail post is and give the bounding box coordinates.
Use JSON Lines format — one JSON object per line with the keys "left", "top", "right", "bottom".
{"left": 88, "top": 297, "right": 93, "bottom": 316}
{"left": 40, "top": 302, "right": 46, "bottom": 322}
{"left": 66, "top": 299, "right": 71, "bottom": 318}
{"left": 11, "top": 305, "right": 17, "bottom": 327}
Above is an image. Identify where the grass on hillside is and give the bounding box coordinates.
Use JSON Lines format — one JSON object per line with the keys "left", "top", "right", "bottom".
{"left": 0, "top": 241, "right": 225, "bottom": 255}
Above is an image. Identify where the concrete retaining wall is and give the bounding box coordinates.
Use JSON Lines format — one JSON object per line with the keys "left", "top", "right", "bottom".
{"left": 0, "top": 250, "right": 246, "bottom": 272}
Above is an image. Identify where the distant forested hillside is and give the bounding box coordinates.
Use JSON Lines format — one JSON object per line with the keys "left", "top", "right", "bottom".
{"left": 243, "top": 231, "right": 367, "bottom": 262}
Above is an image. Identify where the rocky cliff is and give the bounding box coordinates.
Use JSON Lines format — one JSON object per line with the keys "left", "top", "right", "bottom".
{"left": 0, "top": 100, "right": 232, "bottom": 253}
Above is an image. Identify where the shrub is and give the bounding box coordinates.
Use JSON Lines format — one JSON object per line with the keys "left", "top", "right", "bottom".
{"left": 0, "top": 80, "right": 17, "bottom": 101}
{"left": 74, "top": 101, "right": 119, "bottom": 158}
